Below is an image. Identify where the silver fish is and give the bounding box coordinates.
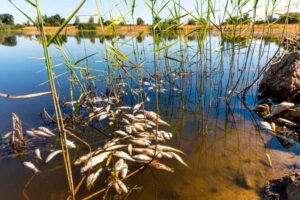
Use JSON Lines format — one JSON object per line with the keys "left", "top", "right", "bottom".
{"left": 133, "top": 103, "right": 143, "bottom": 113}
{"left": 38, "top": 127, "right": 56, "bottom": 137}
{"left": 169, "top": 152, "right": 189, "bottom": 167}
{"left": 81, "top": 152, "right": 110, "bottom": 173}
{"left": 35, "top": 149, "right": 42, "bottom": 160}
{"left": 149, "top": 145, "right": 184, "bottom": 154}
{"left": 86, "top": 168, "right": 102, "bottom": 190}
{"left": 23, "top": 161, "right": 40, "bottom": 173}
{"left": 2, "top": 131, "right": 12, "bottom": 140}
{"left": 115, "top": 159, "right": 124, "bottom": 171}
{"left": 149, "top": 162, "right": 174, "bottom": 173}
{"left": 74, "top": 152, "right": 95, "bottom": 165}
{"left": 26, "top": 130, "right": 36, "bottom": 137}
{"left": 128, "top": 144, "right": 132, "bottom": 155}
{"left": 105, "top": 145, "right": 127, "bottom": 151}
{"left": 113, "top": 151, "right": 134, "bottom": 162}
{"left": 114, "top": 130, "right": 128, "bottom": 136}
{"left": 34, "top": 130, "right": 53, "bottom": 137}
{"left": 114, "top": 181, "right": 122, "bottom": 194}
{"left": 66, "top": 139, "right": 76, "bottom": 149}
{"left": 133, "top": 154, "right": 152, "bottom": 161}
{"left": 45, "top": 150, "right": 62, "bottom": 163}
{"left": 117, "top": 179, "right": 128, "bottom": 193}
{"left": 270, "top": 102, "right": 295, "bottom": 117}
{"left": 120, "top": 163, "right": 128, "bottom": 178}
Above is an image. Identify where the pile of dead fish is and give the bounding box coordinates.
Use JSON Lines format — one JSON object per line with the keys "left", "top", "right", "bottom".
{"left": 75, "top": 101, "right": 188, "bottom": 192}
{"left": 2, "top": 97, "right": 188, "bottom": 195}
{"left": 253, "top": 101, "right": 300, "bottom": 147}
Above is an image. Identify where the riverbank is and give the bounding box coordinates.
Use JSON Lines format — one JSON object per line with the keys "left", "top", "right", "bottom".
{"left": 2, "top": 24, "right": 300, "bottom": 39}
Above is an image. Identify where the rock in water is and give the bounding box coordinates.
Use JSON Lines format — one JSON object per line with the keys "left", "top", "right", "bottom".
{"left": 259, "top": 51, "right": 300, "bottom": 101}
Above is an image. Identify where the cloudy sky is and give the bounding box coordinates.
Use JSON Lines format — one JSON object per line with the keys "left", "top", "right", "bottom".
{"left": 1, "top": 0, "right": 299, "bottom": 24}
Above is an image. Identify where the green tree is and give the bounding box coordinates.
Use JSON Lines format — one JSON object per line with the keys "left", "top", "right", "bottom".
{"left": 278, "top": 12, "right": 300, "bottom": 24}
{"left": 74, "top": 16, "right": 80, "bottom": 25}
{"left": 43, "top": 14, "right": 65, "bottom": 26}
{"left": 187, "top": 19, "right": 197, "bottom": 25}
{"left": 0, "top": 14, "right": 14, "bottom": 25}
{"left": 137, "top": 17, "right": 145, "bottom": 25}
{"left": 89, "top": 16, "right": 94, "bottom": 24}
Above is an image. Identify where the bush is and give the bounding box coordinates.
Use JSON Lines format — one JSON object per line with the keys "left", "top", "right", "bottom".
{"left": 137, "top": 17, "right": 145, "bottom": 25}
{"left": 77, "top": 23, "right": 97, "bottom": 30}
{"left": 187, "top": 19, "right": 197, "bottom": 25}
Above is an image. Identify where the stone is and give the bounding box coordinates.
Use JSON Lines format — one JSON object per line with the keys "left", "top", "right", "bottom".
{"left": 259, "top": 51, "right": 300, "bottom": 101}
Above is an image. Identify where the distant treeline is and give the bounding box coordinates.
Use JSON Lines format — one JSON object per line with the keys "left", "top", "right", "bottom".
{"left": 1, "top": 12, "right": 300, "bottom": 29}
{"left": 223, "top": 13, "right": 300, "bottom": 25}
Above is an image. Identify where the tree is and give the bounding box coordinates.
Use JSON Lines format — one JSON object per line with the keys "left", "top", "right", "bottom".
{"left": 278, "top": 12, "right": 300, "bottom": 24}
{"left": 43, "top": 14, "right": 65, "bottom": 26}
{"left": 137, "top": 17, "right": 145, "bottom": 25}
{"left": 74, "top": 16, "right": 80, "bottom": 25}
{"left": 89, "top": 16, "right": 94, "bottom": 24}
{"left": 153, "top": 16, "right": 162, "bottom": 24}
{"left": 0, "top": 14, "right": 14, "bottom": 25}
{"left": 223, "top": 13, "right": 251, "bottom": 25}
{"left": 98, "top": 17, "right": 104, "bottom": 26}
{"left": 187, "top": 19, "right": 197, "bottom": 25}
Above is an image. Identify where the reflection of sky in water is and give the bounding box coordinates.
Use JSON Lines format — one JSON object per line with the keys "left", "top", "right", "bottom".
{"left": 0, "top": 33, "right": 295, "bottom": 200}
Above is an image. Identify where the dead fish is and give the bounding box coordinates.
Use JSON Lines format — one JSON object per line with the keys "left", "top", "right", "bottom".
{"left": 38, "top": 127, "right": 56, "bottom": 137}
{"left": 74, "top": 151, "right": 96, "bottom": 165}
{"left": 266, "top": 153, "right": 273, "bottom": 168}
{"left": 122, "top": 118, "right": 131, "bottom": 125}
{"left": 66, "top": 139, "right": 76, "bottom": 149}
{"left": 118, "top": 106, "right": 132, "bottom": 110}
{"left": 114, "top": 130, "right": 128, "bottom": 136}
{"left": 86, "top": 168, "right": 102, "bottom": 190}
{"left": 169, "top": 152, "right": 189, "bottom": 167}
{"left": 135, "top": 114, "right": 146, "bottom": 119}
{"left": 99, "top": 113, "right": 109, "bottom": 121}
{"left": 81, "top": 152, "right": 111, "bottom": 173}
{"left": 2, "top": 131, "right": 12, "bottom": 140}
{"left": 133, "top": 154, "right": 152, "bottom": 161}
{"left": 34, "top": 130, "right": 53, "bottom": 137}
{"left": 26, "top": 130, "right": 36, "bottom": 137}
{"left": 133, "top": 123, "right": 145, "bottom": 131}
{"left": 270, "top": 102, "right": 295, "bottom": 117}
{"left": 117, "top": 179, "right": 128, "bottom": 193}
{"left": 45, "top": 150, "right": 62, "bottom": 163}
{"left": 113, "top": 181, "right": 122, "bottom": 194}
{"left": 23, "top": 161, "right": 40, "bottom": 173}
{"left": 159, "top": 151, "right": 173, "bottom": 159}
{"left": 130, "top": 139, "right": 151, "bottom": 146}
{"left": 125, "top": 126, "right": 132, "bottom": 134}
{"left": 133, "top": 103, "right": 143, "bottom": 113}
{"left": 115, "top": 159, "right": 124, "bottom": 171}
{"left": 113, "top": 151, "right": 134, "bottom": 162}
{"left": 277, "top": 118, "right": 297, "bottom": 127}
{"left": 259, "top": 121, "right": 274, "bottom": 131}
{"left": 150, "top": 162, "right": 174, "bottom": 173}
{"left": 35, "top": 149, "right": 42, "bottom": 160}
{"left": 105, "top": 145, "right": 127, "bottom": 151}
{"left": 125, "top": 114, "right": 139, "bottom": 122}
{"left": 128, "top": 144, "right": 132, "bottom": 155}
{"left": 149, "top": 145, "right": 184, "bottom": 154}
{"left": 120, "top": 163, "right": 128, "bottom": 178}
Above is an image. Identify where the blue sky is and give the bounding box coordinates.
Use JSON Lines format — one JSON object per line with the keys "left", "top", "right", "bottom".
{"left": 0, "top": 0, "right": 299, "bottom": 24}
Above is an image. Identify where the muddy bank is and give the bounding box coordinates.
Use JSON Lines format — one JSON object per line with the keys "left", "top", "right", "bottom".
{"left": 264, "top": 172, "right": 300, "bottom": 200}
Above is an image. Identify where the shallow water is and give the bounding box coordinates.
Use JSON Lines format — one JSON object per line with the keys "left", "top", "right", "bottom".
{"left": 0, "top": 32, "right": 298, "bottom": 200}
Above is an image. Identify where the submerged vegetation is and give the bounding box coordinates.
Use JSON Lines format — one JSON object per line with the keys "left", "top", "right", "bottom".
{"left": 1, "top": 0, "right": 300, "bottom": 199}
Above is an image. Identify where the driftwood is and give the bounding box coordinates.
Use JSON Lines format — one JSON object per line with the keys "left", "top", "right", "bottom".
{"left": 0, "top": 91, "right": 51, "bottom": 99}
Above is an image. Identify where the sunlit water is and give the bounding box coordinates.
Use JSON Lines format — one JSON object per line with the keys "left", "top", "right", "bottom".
{"left": 0, "top": 32, "right": 299, "bottom": 200}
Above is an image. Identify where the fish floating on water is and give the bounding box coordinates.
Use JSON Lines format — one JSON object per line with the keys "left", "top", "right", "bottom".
{"left": 23, "top": 161, "right": 40, "bottom": 173}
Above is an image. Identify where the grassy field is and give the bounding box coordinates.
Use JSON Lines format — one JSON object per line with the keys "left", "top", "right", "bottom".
{"left": 3, "top": 24, "right": 299, "bottom": 38}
